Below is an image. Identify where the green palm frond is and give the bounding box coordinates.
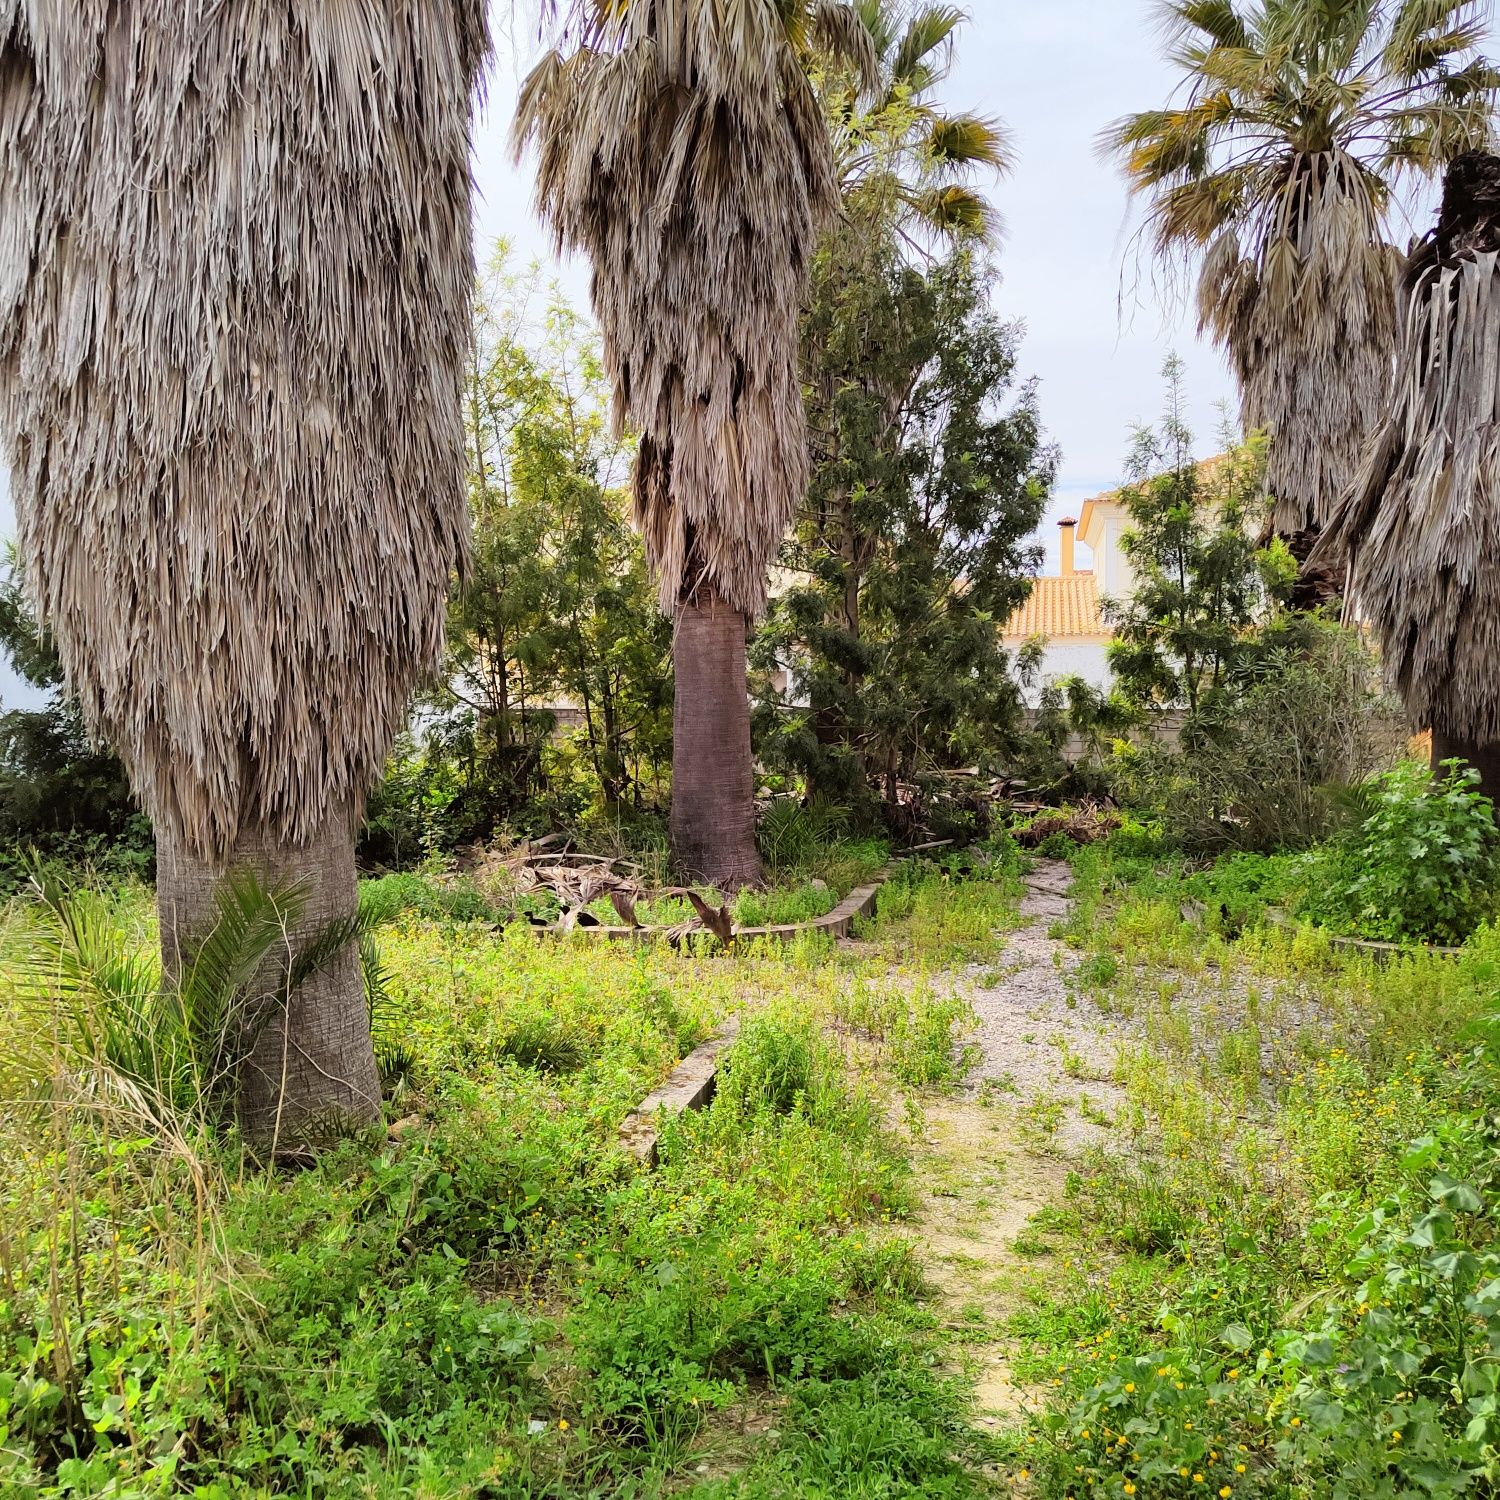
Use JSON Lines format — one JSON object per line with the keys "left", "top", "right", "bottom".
{"left": 22, "top": 867, "right": 387, "bottom": 1128}
{"left": 853, "top": 0, "right": 898, "bottom": 57}
{"left": 927, "top": 113, "right": 1014, "bottom": 174}
{"left": 910, "top": 183, "right": 997, "bottom": 238}
{"left": 1385, "top": 0, "right": 1487, "bottom": 79}
{"left": 1165, "top": 0, "right": 1250, "bottom": 51}
{"left": 816, "top": 0, "right": 1006, "bottom": 244}
{"left": 891, "top": 4, "right": 964, "bottom": 85}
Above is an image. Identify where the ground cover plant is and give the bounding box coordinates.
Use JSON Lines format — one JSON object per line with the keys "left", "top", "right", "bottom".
{"left": 0, "top": 857, "right": 1018, "bottom": 1499}
{"left": 1006, "top": 824, "right": 1500, "bottom": 1499}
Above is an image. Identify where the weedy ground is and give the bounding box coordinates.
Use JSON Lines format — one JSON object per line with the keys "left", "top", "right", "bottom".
{"left": 993, "top": 837, "right": 1500, "bottom": 1500}
{"left": 6, "top": 833, "right": 1500, "bottom": 1498}
{"left": 0, "top": 851, "right": 1022, "bottom": 1499}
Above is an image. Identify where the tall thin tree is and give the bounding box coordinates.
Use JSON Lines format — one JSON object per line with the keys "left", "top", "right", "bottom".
{"left": 514, "top": 0, "right": 872, "bottom": 889}
{"left": 1107, "top": 0, "right": 1496, "bottom": 548}
{"left": 0, "top": 4, "right": 488, "bottom": 1148}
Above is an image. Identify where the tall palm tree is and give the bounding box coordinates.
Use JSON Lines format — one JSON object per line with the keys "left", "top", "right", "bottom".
{"left": 827, "top": 0, "right": 1012, "bottom": 242}
{"left": 515, "top": 0, "right": 872, "bottom": 889}
{"left": 1317, "top": 150, "right": 1500, "bottom": 802}
{"left": 0, "top": 4, "right": 487, "bottom": 1149}
{"left": 1107, "top": 0, "right": 1496, "bottom": 545}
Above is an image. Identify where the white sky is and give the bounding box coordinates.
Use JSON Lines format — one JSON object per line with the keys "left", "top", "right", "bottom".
{"left": 2, "top": 0, "right": 1471, "bottom": 707}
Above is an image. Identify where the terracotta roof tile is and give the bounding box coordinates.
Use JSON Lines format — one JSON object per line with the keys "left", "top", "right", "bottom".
{"left": 1002, "top": 574, "right": 1107, "bottom": 640}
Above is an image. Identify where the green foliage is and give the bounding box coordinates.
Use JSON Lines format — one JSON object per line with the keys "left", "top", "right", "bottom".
{"left": 362, "top": 248, "right": 672, "bottom": 866}
{"left": 757, "top": 798, "right": 852, "bottom": 875}
{"left": 0, "top": 547, "right": 150, "bottom": 885}
{"left": 1114, "top": 615, "right": 1399, "bottom": 854}
{"left": 753, "top": 241, "right": 1052, "bottom": 822}
{"left": 1107, "top": 361, "right": 1286, "bottom": 716}
{"left": 14, "top": 868, "right": 388, "bottom": 1128}
{"left": 1299, "top": 760, "right": 1500, "bottom": 944}
{"left": 697, "top": 1365, "right": 989, "bottom": 1497}
{"left": 818, "top": 0, "right": 1009, "bottom": 245}
{"left": 359, "top": 869, "right": 502, "bottom": 926}
{"left": 0, "top": 862, "right": 1007, "bottom": 1496}
{"left": 1014, "top": 838, "right": 1500, "bottom": 1500}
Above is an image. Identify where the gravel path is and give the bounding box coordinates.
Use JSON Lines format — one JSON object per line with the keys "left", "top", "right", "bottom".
{"left": 959, "top": 858, "right": 1128, "bottom": 1156}
{"left": 902, "top": 859, "right": 1136, "bottom": 1422}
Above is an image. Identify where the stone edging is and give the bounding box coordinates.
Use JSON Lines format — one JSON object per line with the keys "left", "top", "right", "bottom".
{"left": 560, "top": 875, "right": 887, "bottom": 946}
{"left": 1264, "top": 906, "right": 1464, "bottom": 959}
{"left": 619, "top": 1017, "right": 741, "bottom": 1165}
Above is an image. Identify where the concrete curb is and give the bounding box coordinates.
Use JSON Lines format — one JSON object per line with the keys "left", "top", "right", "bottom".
{"left": 619, "top": 1017, "right": 742, "bottom": 1166}
{"left": 1264, "top": 906, "right": 1464, "bottom": 959}
{"left": 559, "top": 875, "right": 887, "bottom": 947}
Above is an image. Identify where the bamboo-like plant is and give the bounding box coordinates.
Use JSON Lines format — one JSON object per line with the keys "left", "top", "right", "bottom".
{"left": 0, "top": 5, "right": 488, "bottom": 1147}
{"left": 1318, "top": 151, "right": 1500, "bottom": 802}
{"left": 1107, "top": 0, "right": 1498, "bottom": 543}
{"left": 514, "top": 0, "right": 873, "bottom": 888}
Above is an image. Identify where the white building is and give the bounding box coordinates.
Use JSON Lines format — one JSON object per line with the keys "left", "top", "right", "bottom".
{"left": 1002, "top": 487, "right": 1136, "bottom": 697}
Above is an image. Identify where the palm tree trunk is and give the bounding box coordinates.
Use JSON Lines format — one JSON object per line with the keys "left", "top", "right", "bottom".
{"left": 156, "top": 807, "right": 381, "bottom": 1153}
{"left": 670, "top": 588, "right": 764, "bottom": 890}
{"left": 1431, "top": 728, "right": 1500, "bottom": 812}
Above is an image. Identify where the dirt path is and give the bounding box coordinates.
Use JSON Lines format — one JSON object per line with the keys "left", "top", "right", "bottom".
{"left": 902, "top": 859, "right": 1131, "bottom": 1423}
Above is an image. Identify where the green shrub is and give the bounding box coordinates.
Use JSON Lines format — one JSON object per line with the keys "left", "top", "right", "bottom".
{"left": 1299, "top": 760, "right": 1499, "bottom": 944}
{"left": 360, "top": 870, "right": 500, "bottom": 925}
{"left": 1111, "top": 618, "right": 1398, "bottom": 854}
{"left": 718, "top": 1013, "right": 822, "bottom": 1116}
{"left": 757, "top": 799, "right": 852, "bottom": 874}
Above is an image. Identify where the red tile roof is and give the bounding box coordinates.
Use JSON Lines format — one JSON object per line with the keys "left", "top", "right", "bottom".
{"left": 1002, "top": 573, "right": 1107, "bottom": 640}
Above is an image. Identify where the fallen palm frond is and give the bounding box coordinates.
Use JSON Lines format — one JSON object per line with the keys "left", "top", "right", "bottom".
{"left": 1320, "top": 160, "right": 1500, "bottom": 743}
{"left": 0, "top": 5, "right": 488, "bottom": 859}
{"left": 483, "top": 841, "right": 738, "bottom": 941}
{"left": 514, "top": 0, "right": 864, "bottom": 617}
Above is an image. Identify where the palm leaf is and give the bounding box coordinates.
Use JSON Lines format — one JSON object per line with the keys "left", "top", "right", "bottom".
{"left": 891, "top": 4, "right": 964, "bottom": 85}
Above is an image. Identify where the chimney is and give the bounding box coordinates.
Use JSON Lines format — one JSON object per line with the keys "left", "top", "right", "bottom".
{"left": 1058, "top": 517, "right": 1078, "bottom": 576}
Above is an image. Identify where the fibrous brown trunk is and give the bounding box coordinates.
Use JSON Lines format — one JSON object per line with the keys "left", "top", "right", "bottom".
{"left": 157, "top": 807, "right": 381, "bottom": 1154}
{"left": 1431, "top": 727, "right": 1500, "bottom": 813}
{"left": 670, "top": 588, "right": 764, "bottom": 890}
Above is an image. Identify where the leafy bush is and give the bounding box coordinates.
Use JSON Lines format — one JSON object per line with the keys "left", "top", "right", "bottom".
{"left": 1299, "top": 760, "right": 1499, "bottom": 944}
{"left": 718, "top": 1012, "right": 823, "bottom": 1117}
{"left": 360, "top": 869, "right": 502, "bottom": 926}
{"left": 1112, "top": 618, "right": 1400, "bottom": 854}
{"left": 0, "top": 551, "right": 152, "bottom": 886}
{"left": 756, "top": 798, "right": 852, "bottom": 874}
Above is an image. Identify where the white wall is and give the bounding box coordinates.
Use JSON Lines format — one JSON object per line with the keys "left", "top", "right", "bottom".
{"left": 1011, "top": 639, "right": 1112, "bottom": 704}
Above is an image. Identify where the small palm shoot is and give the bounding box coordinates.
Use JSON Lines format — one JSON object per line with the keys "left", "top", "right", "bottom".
{"left": 16, "top": 866, "right": 391, "bottom": 1143}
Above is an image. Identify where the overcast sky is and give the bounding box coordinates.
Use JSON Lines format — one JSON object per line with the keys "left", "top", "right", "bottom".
{"left": 0, "top": 1, "right": 1426, "bottom": 706}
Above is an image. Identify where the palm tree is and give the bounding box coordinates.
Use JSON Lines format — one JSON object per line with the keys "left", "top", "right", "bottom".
{"left": 1107, "top": 0, "right": 1496, "bottom": 546}
{"left": 1317, "top": 150, "right": 1500, "bottom": 802}
{"left": 827, "top": 0, "right": 1012, "bottom": 242}
{"left": 0, "top": 5, "right": 488, "bottom": 1150}
{"left": 515, "top": 0, "right": 872, "bottom": 889}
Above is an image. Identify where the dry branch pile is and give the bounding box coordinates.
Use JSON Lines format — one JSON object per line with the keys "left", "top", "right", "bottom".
{"left": 476, "top": 838, "right": 734, "bottom": 943}
{"left": 1012, "top": 805, "right": 1122, "bottom": 851}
